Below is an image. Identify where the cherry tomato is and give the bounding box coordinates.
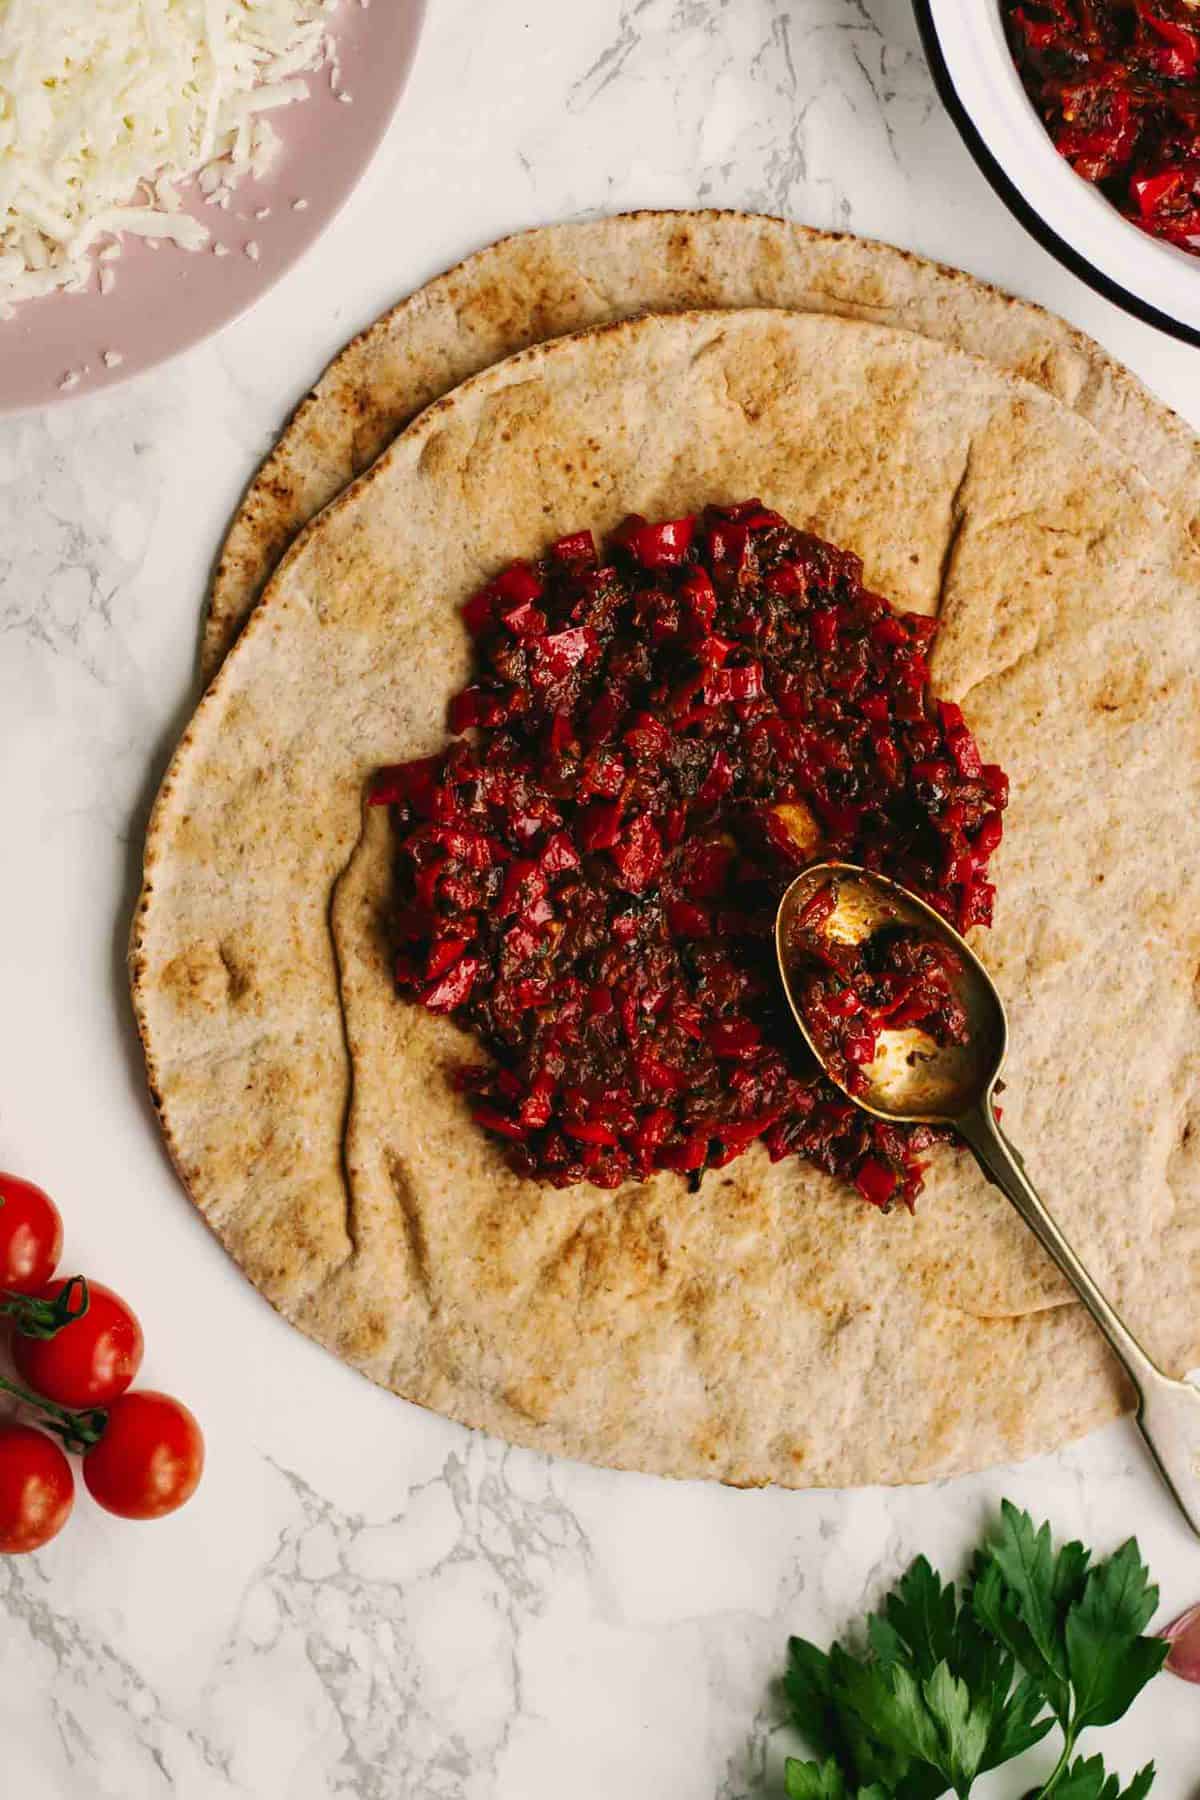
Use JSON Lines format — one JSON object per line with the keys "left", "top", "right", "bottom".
{"left": 0, "top": 1423, "right": 74, "bottom": 1553}
{"left": 83, "top": 1391, "right": 204, "bottom": 1521}
{"left": 12, "top": 1280, "right": 143, "bottom": 1408}
{"left": 0, "top": 1174, "right": 63, "bottom": 1295}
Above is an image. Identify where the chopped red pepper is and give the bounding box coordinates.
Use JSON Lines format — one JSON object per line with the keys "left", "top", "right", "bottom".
{"left": 662, "top": 1132, "right": 709, "bottom": 1173}
{"left": 498, "top": 599, "right": 547, "bottom": 638}
{"left": 461, "top": 588, "right": 498, "bottom": 636}
{"left": 623, "top": 713, "right": 673, "bottom": 760}
{"left": 939, "top": 699, "right": 984, "bottom": 778}
{"left": 538, "top": 626, "right": 595, "bottom": 679}
{"left": 540, "top": 832, "right": 581, "bottom": 875}
{"left": 562, "top": 1120, "right": 620, "bottom": 1147}
{"left": 1004, "top": 0, "right": 1200, "bottom": 252}
{"left": 610, "top": 815, "right": 664, "bottom": 894}
{"left": 959, "top": 879, "right": 997, "bottom": 932}
{"left": 370, "top": 755, "right": 442, "bottom": 809}
{"left": 491, "top": 562, "right": 543, "bottom": 606}
{"left": 666, "top": 900, "right": 712, "bottom": 939}
{"left": 374, "top": 504, "right": 1007, "bottom": 1206}
{"left": 613, "top": 514, "right": 697, "bottom": 568}
{"left": 470, "top": 1104, "right": 528, "bottom": 1141}
{"left": 794, "top": 883, "right": 838, "bottom": 933}
{"left": 546, "top": 712, "right": 574, "bottom": 756}
{"left": 578, "top": 801, "right": 623, "bottom": 851}
{"left": 422, "top": 955, "right": 481, "bottom": 1013}
{"left": 707, "top": 662, "right": 764, "bottom": 703}
{"left": 496, "top": 858, "right": 546, "bottom": 918}
{"left": 697, "top": 748, "right": 734, "bottom": 807}
{"left": 707, "top": 1020, "right": 763, "bottom": 1058}
{"left": 982, "top": 764, "right": 1010, "bottom": 809}
{"left": 679, "top": 567, "right": 717, "bottom": 630}
{"left": 683, "top": 840, "right": 735, "bottom": 899}
{"left": 1141, "top": 6, "right": 1200, "bottom": 74}
{"left": 425, "top": 937, "right": 471, "bottom": 982}
{"left": 855, "top": 1158, "right": 898, "bottom": 1209}
{"left": 811, "top": 610, "right": 838, "bottom": 654}
{"left": 448, "top": 686, "right": 507, "bottom": 732}
{"left": 1133, "top": 168, "right": 1187, "bottom": 215}
{"left": 549, "top": 530, "right": 597, "bottom": 567}
{"left": 973, "top": 812, "right": 1005, "bottom": 859}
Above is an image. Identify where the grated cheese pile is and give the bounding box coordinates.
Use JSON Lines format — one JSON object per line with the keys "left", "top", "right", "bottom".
{"left": 0, "top": 0, "right": 341, "bottom": 311}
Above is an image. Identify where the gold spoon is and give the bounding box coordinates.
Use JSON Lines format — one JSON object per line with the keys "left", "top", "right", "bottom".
{"left": 775, "top": 859, "right": 1200, "bottom": 1537}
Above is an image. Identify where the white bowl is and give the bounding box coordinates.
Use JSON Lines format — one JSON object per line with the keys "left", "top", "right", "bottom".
{"left": 914, "top": 0, "right": 1200, "bottom": 343}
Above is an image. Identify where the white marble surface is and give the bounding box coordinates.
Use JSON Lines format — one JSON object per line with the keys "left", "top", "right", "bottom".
{"left": 1, "top": 1, "right": 1199, "bottom": 1794}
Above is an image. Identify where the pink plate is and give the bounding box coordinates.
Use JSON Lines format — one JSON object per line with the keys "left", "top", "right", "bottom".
{"left": 0, "top": 0, "right": 426, "bottom": 413}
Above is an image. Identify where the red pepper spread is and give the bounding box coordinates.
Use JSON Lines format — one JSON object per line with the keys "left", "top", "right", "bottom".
{"left": 370, "top": 504, "right": 1008, "bottom": 1210}
{"left": 1004, "top": 0, "right": 1200, "bottom": 252}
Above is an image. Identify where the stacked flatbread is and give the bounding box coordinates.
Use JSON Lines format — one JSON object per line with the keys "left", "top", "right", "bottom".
{"left": 131, "top": 213, "right": 1200, "bottom": 1486}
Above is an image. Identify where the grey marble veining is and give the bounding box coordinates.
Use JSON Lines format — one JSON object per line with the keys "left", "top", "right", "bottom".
{"left": 2, "top": 1, "right": 1199, "bottom": 1794}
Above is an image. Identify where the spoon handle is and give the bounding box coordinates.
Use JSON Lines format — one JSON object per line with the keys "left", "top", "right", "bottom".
{"left": 959, "top": 1102, "right": 1200, "bottom": 1539}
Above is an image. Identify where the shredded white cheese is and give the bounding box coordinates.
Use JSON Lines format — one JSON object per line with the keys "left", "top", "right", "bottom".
{"left": 0, "top": 0, "right": 341, "bottom": 311}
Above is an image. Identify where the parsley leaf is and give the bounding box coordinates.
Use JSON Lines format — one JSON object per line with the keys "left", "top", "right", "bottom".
{"left": 784, "top": 1763, "right": 894, "bottom": 1800}
{"left": 983, "top": 1671, "right": 1053, "bottom": 1770}
{"left": 1065, "top": 1540, "right": 1169, "bottom": 1733}
{"left": 780, "top": 1504, "right": 1166, "bottom": 1800}
{"left": 972, "top": 1500, "right": 1083, "bottom": 1721}
{"left": 785, "top": 1639, "right": 840, "bottom": 1756}
{"left": 870, "top": 1557, "right": 959, "bottom": 1677}
{"left": 786, "top": 1586, "right": 1052, "bottom": 1795}
{"left": 918, "top": 1661, "right": 991, "bottom": 1790}
{"left": 785, "top": 1758, "right": 850, "bottom": 1800}
{"left": 784, "top": 1639, "right": 917, "bottom": 1793}
{"left": 969, "top": 1503, "right": 1168, "bottom": 1786}
{"left": 1047, "top": 1755, "right": 1157, "bottom": 1800}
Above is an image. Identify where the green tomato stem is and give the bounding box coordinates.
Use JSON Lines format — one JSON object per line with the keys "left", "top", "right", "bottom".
{"left": 0, "top": 1371, "right": 106, "bottom": 1453}
{"left": 0, "top": 1273, "right": 90, "bottom": 1340}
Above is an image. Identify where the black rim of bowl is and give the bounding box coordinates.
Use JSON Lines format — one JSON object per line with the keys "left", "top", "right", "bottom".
{"left": 911, "top": 0, "right": 1200, "bottom": 347}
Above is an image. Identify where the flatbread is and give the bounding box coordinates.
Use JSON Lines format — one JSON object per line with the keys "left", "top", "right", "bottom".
{"left": 133, "top": 310, "right": 1200, "bottom": 1485}
{"left": 205, "top": 210, "right": 1200, "bottom": 683}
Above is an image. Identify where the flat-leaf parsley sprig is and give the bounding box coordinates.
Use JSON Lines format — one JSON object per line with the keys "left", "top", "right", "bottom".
{"left": 782, "top": 1501, "right": 1168, "bottom": 1799}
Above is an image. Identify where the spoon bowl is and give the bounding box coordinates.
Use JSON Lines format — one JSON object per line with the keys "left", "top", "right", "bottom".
{"left": 774, "top": 861, "right": 1006, "bottom": 1125}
